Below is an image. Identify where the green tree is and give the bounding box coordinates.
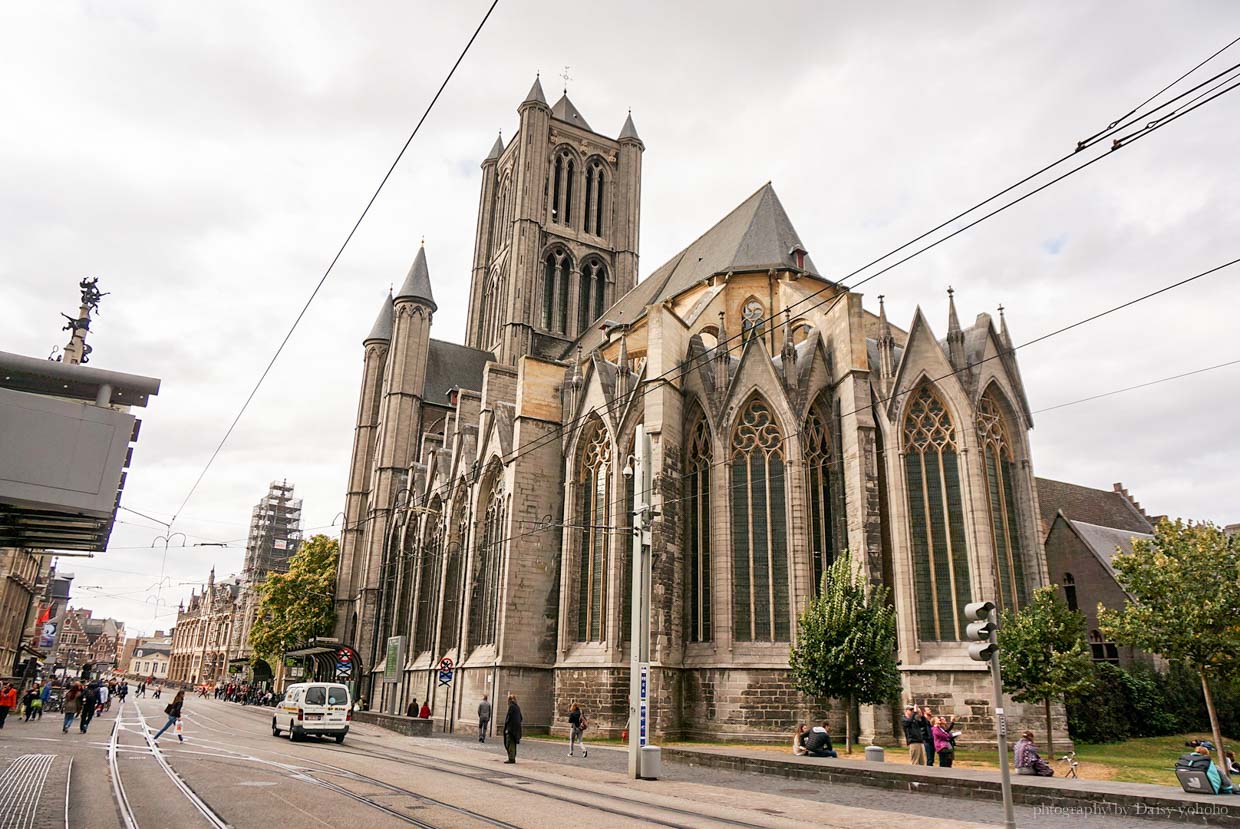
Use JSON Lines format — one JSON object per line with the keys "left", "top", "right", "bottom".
{"left": 789, "top": 551, "right": 902, "bottom": 752}
{"left": 1099, "top": 519, "right": 1240, "bottom": 777}
{"left": 249, "top": 534, "right": 339, "bottom": 662}
{"left": 997, "top": 585, "right": 1095, "bottom": 756}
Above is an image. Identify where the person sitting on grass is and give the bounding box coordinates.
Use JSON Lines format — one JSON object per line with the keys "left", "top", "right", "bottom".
{"left": 802, "top": 720, "right": 838, "bottom": 758}
{"left": 792, "top": 724, "right": 809, "bottom": 756}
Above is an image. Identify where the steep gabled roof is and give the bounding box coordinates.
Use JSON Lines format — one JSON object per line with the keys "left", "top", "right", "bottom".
{"left": 1035, "top": 478, "right": 1154, "bottom": 537}
{"left": 568, "top": 183, "right": 821, "bottom": 355}
{"left": 424, "top": 339, "right": 494, "bottom": 404}
{"left": 1059, "top": 516, "right": 1152, "bottom": 585}
{"left": 551, "top": 93, "right": 591, "bottom": 130}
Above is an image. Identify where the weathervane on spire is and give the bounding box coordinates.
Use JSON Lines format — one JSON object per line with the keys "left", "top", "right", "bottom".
{"left": 560, "top": 65, "right": 572, "bottom": 93}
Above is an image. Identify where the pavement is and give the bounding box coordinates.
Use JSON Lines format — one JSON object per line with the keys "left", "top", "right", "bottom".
{"left": 0, "top": 694, "right": 1200, "bottom": 828}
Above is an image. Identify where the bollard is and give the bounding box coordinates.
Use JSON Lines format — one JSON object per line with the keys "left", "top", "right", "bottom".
{"left": 864, "top": 745, "right": 885, "bottom": 763}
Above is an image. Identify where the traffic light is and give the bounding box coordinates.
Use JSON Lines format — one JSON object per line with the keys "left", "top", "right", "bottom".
{"left": 964, "top": 601, "right": 998, "bottom": 662}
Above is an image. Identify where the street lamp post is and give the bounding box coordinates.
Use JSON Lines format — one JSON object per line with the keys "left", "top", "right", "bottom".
{"left": 150, "top": 532, "right": 186, "bottom": 623}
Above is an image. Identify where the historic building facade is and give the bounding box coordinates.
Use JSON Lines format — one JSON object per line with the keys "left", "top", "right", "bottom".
{"left": 333, "top": 79, "right": 1055, "bottom": 744}
{"left": 168, "top": 570, "right": 242, "bottom": 686}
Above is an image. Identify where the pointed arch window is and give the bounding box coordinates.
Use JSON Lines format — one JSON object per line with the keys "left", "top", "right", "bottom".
{"left": 741, "top": 298, "right": 765, "bottom": 344}
{"left": 551, "top": 149, "right": 576, "bottom": 227}
{"left": 903, "top": 384, "right": 971, "bottom": 641}
{"left": 1062, "top": 573, "right": 1077, "bottom": 613}
{"left": 684, "top": 412, "right": 713, "bottom": 642}
{"left": 469, "top": 469, "right": 506, "bottom": 649}
{"left": 438, "top": 487, "right": 468, "bottom": 651}
{"left": 977, "top": 391, "right": 1030, "bottom": 612}
{"left": 413, "top": 499, "right": 444, "bottom": 654}
{"left": 584, "top": 159, "right": 606, "bottom": 236}
{"left": 578, "top": 259, "right": 607, "bottom": 334}
{"left": 576, "top": 421, "right": 611, "bottom": 641}
{"left": 542, "top": 248, "right": 572, "bottom": 334}
{"left": 804, "top": 402, "right": 846, "bottom": 593}
{"left": 730, "top": 398, "right": 789, "bottom": 642}
{"left": 483, "top": 269, "right": 505, "bottom": 347}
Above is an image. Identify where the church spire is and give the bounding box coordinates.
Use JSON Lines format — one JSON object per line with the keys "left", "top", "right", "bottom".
{"left": 946, "top": 286, "right": 967, "bottom": 371}
{"left": 877, "top": 295, "right": 896, "bottom": 384}
{"left": 483, "top": 132, "right": 504, "bottom": 164}
{"left": 364, "top": 290, "right": 394, "bottom": 345}
{"left": 998, "top": 303, "right": 1013, "bottom": 349}
{"left": 396, "top": 244, "right": 436, "bottom": 311}
{"left": 522, "top": 75, "right": 548, "bottom": 108}
{"left": 619, "top": 110, "right": 642, "bottom": 145}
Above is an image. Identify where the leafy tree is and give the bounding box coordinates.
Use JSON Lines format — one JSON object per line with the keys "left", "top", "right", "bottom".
{"left": 1099, "top": 519, "right": 1240, "bottom": 777}
{"left": 249, "top": 534, "right": 339, "bottom": 662}
{"left": 789, "top": 551, "right": 902, "bottom": 752}
{"left": 997, "top": 585, "right": 1095, "bottom": 756}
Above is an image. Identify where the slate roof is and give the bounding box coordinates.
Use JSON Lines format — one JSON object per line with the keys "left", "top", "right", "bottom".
{"left": 364, "top": 291, "right": 393, "bottom": 344}
{"left": 484, "top": 133, "right": 505, "bottom": 163}
{"left": 425, "top": 339, "right": 494, "bottom": 403}
{"left": 619, "top": 112, "right": 641, "bottom": 142}
{"left": 568, "top": 183, "right": 822, "bottom": 355}
{"left": 523, "top": 77, "right": 548, "bottom": 107}
{"left": 396, "top": 247, "right": 436, "bottom": 310}
{"left": 1035, "top": 477, "right": 1153, "bottom": 537}
{"left": 1063, "top": 518, "right": 1152, "bottom": 583}
{"left": 551, "top": 93, "right": 591, "bottom": 130}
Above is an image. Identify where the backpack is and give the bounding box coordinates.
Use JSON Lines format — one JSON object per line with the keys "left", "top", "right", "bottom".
{"left": 1176, "top": 753, "right": 1213, "bottom": 772}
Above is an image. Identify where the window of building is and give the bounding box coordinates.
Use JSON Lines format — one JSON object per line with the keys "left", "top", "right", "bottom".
{"left": 977, "top": 390, "right": 1030, "bottom": 612}
{"left": 684, "top": 412, "right": 713, "bottom": 642}
{"left": 584, "top": 159, "right": 606, "bottom": 236}
{"left": 1089, "top": 629, "right": 1120, "bottom": 664}
{"left": 542, "top": 248, "right": 572, "bottom": 334}
{"left": 1063, "top": 573, "right": 1078, "bottom": 613}
{"left": 550, "top": 150, "right": 576, "bottom": 227}
{"left": 741, "top": 299, "right": 765, "bottom": 344}
{"left": 469, "top": 468, "right": 507, "bottom": 649}
{"left": 576, "top": 421, "right": 611, "bottom": 641}
{"left": 578, "top": 259, "right": 607, "bottom": 334}
{"left": 804, "top": 401, "right": 846, "bottom": 594}
{"left": 903, "top": 384, "right": 971, "bottom": 641}
{"left": 439, "top": 486, "right": 468, "bottom": 653}
{"left": 414, "top": 499, "right": 445, "bottom": 654}
{"left": 730, "top": 397, "right": 789, "bottom": 642}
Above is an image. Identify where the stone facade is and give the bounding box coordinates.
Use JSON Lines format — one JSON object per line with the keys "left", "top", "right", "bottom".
{"left": 0, "top": 547, "right": 44, "bottom": 675}
{"left": 167, "top": 571, "right": 241, "bottom": 686}
{"left": 333, "top": 80, "right": 1066, "bottom": 747}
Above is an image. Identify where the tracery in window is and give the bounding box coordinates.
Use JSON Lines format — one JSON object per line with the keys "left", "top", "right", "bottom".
{"left": 438, "top": 486, "right": 468, "bottom": 651}
{"left": 730, "top": 397, "right": 789, "bottom": 642}
{"left": 578, "top": 259, "right": 607, "bottom": 334}
{"left": 413, "top": 498, "right": 444, "bottom": 654}
{"left": 741, "top": 298, "right": 765, "bottom": 344}
{"left": 684, "top": 411, "right": 713, "bottom": 642}
{"left": 469, "top": 468, "right": 506, "bottom": 649}
{"left": 584, "top": 159, "right": 606, "bottom": 236}
{"left": 542, "top": 248, "right": 572, "bottom": 334}
{"left": 977, "top": 390, "right": 1030, "bottom": 612}
{"left": 804, "top": 401, "right": 846, "bottom": 593}
{"left": 550, "top": 149, "right": 576, "bottom": 227}
{"left": 576, "top": 421, "right": 611, "bottom": 641}
{"left": 903, "top": 384, "right": 971, "bottom": 641}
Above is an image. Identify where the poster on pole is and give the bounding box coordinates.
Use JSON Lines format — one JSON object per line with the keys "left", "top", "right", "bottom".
{"left": 383, "top": 636, "right": 406, "bottom": 685}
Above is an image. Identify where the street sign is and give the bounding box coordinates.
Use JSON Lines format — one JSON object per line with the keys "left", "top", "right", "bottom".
{"left": 639, "top": 663, "right": 649, "bottom": 747}
{"left": 437, "top": 656, "right": 454, "bottom": 686}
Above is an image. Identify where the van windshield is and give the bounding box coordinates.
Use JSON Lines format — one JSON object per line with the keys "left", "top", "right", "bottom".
{"left": 327, "top": 687, "right": 349, "bottom": 706}
{"left": 304, "top": 687, "right": 326, "bottom": 706}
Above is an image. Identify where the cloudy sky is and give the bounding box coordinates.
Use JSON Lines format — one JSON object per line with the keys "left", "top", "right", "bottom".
{"left": 2, "top": 1, "right": 1237, "bottom": 636}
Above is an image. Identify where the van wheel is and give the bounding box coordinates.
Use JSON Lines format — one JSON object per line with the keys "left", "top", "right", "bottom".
{"left": 335, "top": 734, "right": 345, "bottom": 744}
{"left": 289, "top": 721, "right": 299, "bottom": 741}
{"left": 271, "top": 718, "right": 281, "bottom": 737}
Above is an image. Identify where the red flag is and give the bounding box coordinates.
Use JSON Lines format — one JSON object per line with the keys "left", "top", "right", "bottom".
{"left": 36, "top": 605, "right": 51, "bottom": 625}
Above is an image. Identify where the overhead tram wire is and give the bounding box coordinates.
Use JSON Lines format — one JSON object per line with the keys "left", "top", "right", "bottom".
{"left": 1032, "top": 357, "right": 1240, "bottom": 415}
{"left": 436, "top": 61, "right": 1240, "bottom": 502}
{"left": 167, "top": 0, "right": 502, "bottom": 529}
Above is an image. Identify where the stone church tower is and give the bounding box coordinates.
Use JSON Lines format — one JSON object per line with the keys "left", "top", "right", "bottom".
{"left": 465, "top": 77, "right": 643, "bottom": 364}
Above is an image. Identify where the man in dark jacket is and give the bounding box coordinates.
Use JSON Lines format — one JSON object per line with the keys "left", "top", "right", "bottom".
{"left": 803, "top": 721, "right": 837, "bottom": 758}
{"left": 902, "top": 706, "right": 928, "bottom": 765}
{"left": 502, "top": 693, "right": 522, "bottom": 764}
{"left": 921, "top": 706, "right": 936, "bottom": 766}
{"left": 79, "top": 683, "right": 101, "bottom": 733}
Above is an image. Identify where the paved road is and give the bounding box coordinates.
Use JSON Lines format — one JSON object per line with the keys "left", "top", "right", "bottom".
{"left": 0, "top": 695, "right": 1192, "bottom": 828}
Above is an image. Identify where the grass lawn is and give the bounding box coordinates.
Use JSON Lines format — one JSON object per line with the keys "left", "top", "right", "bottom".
{"left": 559, "top": 732, "right": 1235, "bottom": 788}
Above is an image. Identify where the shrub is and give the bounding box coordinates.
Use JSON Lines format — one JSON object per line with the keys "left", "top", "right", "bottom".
{"left": 1066, "top": 663, "right": 1130, "bottom": 743}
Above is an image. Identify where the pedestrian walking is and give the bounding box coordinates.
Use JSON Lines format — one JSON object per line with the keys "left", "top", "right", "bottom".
{"left": 62, "top": 683, "right": 82, "bottom": 733}
{"left": 79, "top": 683, "right": 101, "bottom": 733}
{"left": 567, "top": 703, "right": 588, "bottom": 757}
{"left": 406, "top": 698, "right": 419, "bottom": 718}
{"left": 902, "top": 706, "right": 927, "bottom": 765}
{"left": 22, "top": 687, "right": 39, "bottom": 721}
{"left": 97, "top": 682, "right": 110, "bottom": 715}
{"left": 152, "top": 690, "right": 185, "bottom": 745}
{"left": 477, "top": 694, "right": 491, "bottom": 742}
{"left": 502, "top": 693, "right": 522, "bottom": 764}
{"left": 0, "top": 681, "right": 16, "bottom": 728}
{"left": 921, "top": 706, "right": 936, "bottom": 766}
{"left": 39, "top": 681, "right": 51, "bottom": 718}
{"left": 932, "top": 717, "right": 955, "bottom": 768}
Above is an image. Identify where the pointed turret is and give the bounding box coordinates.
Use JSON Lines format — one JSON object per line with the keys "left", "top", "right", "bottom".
{"left": 483, "top": 132, "right": 504, "bottom": 165}
{"left": 878, "top": 295, "right": 896, "bottom": 383}
{"left": 364, "top": 290, "right": 394, "bottom": 344}
{"left": 522, "top": 76, "right": 548, "bottom": 108}
{"left": 619, "top": 110, "right": 642, "bottom": 145}
{"left": 715, "top": 310, "right": 730, "bottom": 391}
{"left": 946, "top": 287, "right": 967, "bottom": 371}
{"left": 396, "top": 245, "right": 436, "bottom": 311}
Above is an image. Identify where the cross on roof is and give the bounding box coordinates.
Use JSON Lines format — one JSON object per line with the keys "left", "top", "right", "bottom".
{"left": 560, "top": 65, "right": 572, "bottom": 93}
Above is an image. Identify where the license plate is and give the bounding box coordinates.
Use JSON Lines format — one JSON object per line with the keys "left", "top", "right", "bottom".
{"left": 305, "top": 713, "right": 322, "bottom": 721}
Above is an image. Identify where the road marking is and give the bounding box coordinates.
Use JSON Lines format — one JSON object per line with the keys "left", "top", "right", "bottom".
{"left": 64, "top": 756, "right": 72, "bottom": 829}
{"left": 0, "top": 753, "right": 54, "bottom": 829}
{"left": 134, "top": 701, "right": 231, "bottom": 829}
{"left": 107, "top": 710, "right": 139, "bottom": 829}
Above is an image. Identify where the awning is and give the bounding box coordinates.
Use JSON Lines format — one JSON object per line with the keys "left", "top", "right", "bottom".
{"left": 283, "top": 645, "right": 337, "bottom": 658}
{"left": 0, "top": 505, "right": 114, "bottom": 551}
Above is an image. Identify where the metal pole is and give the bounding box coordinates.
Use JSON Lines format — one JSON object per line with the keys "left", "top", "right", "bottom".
{"left": 988, "top": 609, "right": 1016, "bottom": 829}
{"left": 627, "top": 425, "right": 648, "bottom": 780}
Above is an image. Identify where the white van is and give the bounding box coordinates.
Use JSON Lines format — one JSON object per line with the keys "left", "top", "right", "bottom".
{"left": 273, "top": 682, "right": 351, "bottom": 743}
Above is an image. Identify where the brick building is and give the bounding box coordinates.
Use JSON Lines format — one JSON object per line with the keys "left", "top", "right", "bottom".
{"left": 334, "top": 80, "right": 1057, "bottom": 745}
{"left": 168, "top": 570, "right": 242, "bottom": 686}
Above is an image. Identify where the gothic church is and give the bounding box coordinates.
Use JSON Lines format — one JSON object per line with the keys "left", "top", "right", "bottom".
{"left": 333, "top": 78, "right": 1053, "bottom": 744}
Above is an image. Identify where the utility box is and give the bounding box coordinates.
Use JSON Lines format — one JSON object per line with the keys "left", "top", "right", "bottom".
{"left": 640, "top": 745, "right": 662, "bottom": 779}
{"left": 865, "top": 745, "right": 885, "bottom": 763}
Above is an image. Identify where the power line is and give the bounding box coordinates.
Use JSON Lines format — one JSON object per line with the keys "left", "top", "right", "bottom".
{"left": 169, "top": 0, "right": 502, "bottom": 527}
{"left": 1032, "top": 358, "right": 1240, "bottom": 414}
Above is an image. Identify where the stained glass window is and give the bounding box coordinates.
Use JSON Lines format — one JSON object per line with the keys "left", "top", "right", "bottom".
{"left": 977, "top": 391, "right": 1030, "bottom": 612}
{"left": 577, "top": 423, "right": 611, "bottom": 641}
{"left": 684, "top": 414, "right": 713, "bottom": 641}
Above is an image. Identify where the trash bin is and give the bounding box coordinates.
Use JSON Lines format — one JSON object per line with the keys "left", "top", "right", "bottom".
{"left": 640, "top": 745, "right": 663, "bottom": 779}
{"left": 864, "top": 745, "right": 885, "bottom": 763}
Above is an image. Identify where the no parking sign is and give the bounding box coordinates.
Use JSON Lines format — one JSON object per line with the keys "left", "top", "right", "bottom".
{"left": 437, "top": 656, "right": 454, "bottom": 686}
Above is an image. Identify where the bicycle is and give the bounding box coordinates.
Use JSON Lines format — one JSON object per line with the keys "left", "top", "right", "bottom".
{"left": 1059, "top": 751, "right": 1080, "bottom": 778}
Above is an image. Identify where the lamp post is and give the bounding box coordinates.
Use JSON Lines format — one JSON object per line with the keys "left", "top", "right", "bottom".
{"left": 150, "top": 532, "right": 186, "bottom": 623}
